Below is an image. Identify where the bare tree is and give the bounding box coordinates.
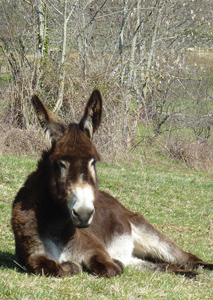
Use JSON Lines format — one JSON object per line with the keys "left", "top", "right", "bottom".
{"left": 49, "top": 0, "right": 79, "bottom": 113}
{"left": 1, "top": 0, "right": 212, "bottom": 160}
{"left": 35, "top": 0, "right": 48, "bottom": 90}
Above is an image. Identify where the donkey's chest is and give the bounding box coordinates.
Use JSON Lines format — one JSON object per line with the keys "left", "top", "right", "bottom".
{"left": 41, "top": 218, "right": 75, "bottom": 261}
{"left": 43, "top": 234, "right": 85, "bottom": 264}
{"left": 43, "top": 236, "right": 65, "bottom": 262}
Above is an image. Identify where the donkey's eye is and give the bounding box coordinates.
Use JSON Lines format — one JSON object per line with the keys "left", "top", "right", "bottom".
{"left": 91, "top": 159, "right": 96, "bottom": 167}
{"left": 88, "top": 158, "right": 97, "bottom": 180}
{"left": 58, "top": 160, "right": 68, "bottom": 170}
{"left": 89, "top": 158, "right": 97, "bottom": 168}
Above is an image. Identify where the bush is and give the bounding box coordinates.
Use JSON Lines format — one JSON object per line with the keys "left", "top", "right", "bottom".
{"left": 160, "top": 136, "right": 213, "bottom": 172}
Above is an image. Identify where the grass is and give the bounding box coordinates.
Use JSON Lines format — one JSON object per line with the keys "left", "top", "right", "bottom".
{"left": 0, "top": 155, "right": 212, "bottom": 299}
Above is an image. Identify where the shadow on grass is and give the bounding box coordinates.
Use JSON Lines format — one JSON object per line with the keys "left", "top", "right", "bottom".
{"left": 0, "top": 251, "right": 15, "bottom": 268}
{"left": 0, "top": 251, "right": 26, "bottom": 273}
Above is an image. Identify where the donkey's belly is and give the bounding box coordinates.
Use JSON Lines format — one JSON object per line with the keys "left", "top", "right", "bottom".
{"left": 106, "top": 233, "right": 134, "bottom": 266}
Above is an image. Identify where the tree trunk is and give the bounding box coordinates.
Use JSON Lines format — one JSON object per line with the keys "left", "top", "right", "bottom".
{"left": 53, "top": 0, "right": 77, "bottom": 113}
{"left": 141, "top": 0, "right": 163, "bottom": 102}
{"left": 53, "top": 1, "right": 67, "bottom": 113}
{"left": 128, "top": 0, "right": 142, "bottom": 86}
{"left": 34, "top": 0, "right": 48, "bottom": 91}
{"left": 119, "top": 0, "right": 129, "bottom": 84}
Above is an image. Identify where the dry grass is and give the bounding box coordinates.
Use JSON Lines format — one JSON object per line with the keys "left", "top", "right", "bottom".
{"left": 159, "top": 136, "right": 213, "bottom": 173}
{"left": 185, "top": 48, "right": 213, "bottom": 68}
{"left": 0, "top": 121, "right": 213, "bottom": 173}
{"left": 0, "top": 123, "right": 49, "bottom": 157}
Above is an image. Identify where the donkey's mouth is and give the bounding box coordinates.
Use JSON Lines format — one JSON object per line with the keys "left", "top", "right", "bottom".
{"left": 75, "top": 223, "right": 90, "bottom": 229}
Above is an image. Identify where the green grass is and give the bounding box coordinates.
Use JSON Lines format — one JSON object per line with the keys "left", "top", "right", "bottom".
{"left": 0, "top": 155, "right": 212, "bottom": 299}
{"left": 0, "top": 74, "right": 12, "bottom": 86}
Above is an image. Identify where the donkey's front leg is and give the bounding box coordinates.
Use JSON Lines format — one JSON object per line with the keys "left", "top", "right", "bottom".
{"left": 78, "top": 231, "right": 123, "bottom": 277}
{"left": 130, "top": 212, "right": 213, "bottom": 271}
{"left": 27, "top": 255, "right": 81, "bottom": 277}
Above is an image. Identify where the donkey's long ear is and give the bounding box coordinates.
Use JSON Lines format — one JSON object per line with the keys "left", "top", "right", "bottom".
{"left": 79, "top": 89, "right": 102, "bottom": 139}
{"left": 32, "top": 95, "right": 68, "bottom": 143}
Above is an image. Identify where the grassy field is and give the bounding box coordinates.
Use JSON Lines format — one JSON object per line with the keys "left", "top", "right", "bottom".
{"left": 0, "top": 155, "right": 212, "bottom": 299}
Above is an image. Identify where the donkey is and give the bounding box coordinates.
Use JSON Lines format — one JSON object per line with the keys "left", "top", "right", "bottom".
{"left": 11, "top": 90, "right": 212, "bottom": 278}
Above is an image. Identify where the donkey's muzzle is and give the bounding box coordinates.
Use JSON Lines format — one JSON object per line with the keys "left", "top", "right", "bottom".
{"left": 72, "top": 208, "right": 95, "bottom": 228}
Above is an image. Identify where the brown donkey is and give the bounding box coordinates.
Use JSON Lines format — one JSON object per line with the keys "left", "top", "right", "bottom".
{"left": 11, "top": 90, "right": 212, "bottom": 278}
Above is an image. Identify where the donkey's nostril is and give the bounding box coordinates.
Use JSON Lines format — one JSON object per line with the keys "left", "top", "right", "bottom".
{"left": 72, "top": 209, "right": 79, "bottom": 218}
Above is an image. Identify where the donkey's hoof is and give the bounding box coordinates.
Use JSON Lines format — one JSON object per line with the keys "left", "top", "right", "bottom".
{"left": 61, "top": 261, "right": 82, "bottom": 276}
{"left": 113, "top": 259, "right": 124, "bottom": 273}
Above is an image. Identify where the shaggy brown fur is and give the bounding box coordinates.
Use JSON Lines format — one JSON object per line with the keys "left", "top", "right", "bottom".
{"left": 11, "top": 90, "right": 212, "bottom": 278}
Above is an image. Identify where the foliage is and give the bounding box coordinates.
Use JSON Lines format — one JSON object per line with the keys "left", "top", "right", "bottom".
{"left": 0, "top": 0, "right": 212, "bottom": 170}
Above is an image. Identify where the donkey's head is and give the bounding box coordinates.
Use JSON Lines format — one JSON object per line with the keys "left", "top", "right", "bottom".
{"left": 32, "top": 90, "right": 102, "bottom": 228}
